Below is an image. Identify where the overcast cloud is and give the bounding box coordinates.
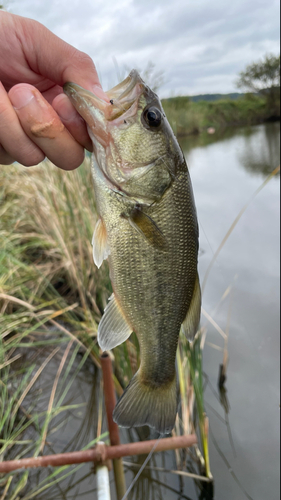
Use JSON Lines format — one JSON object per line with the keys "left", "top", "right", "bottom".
{"left": 6, "top": 0, "right": 281, "bottom": 97}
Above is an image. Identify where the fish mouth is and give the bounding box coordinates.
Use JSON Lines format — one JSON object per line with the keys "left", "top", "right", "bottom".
{"left": 63, "top": 70, "right": 145, "bottom": 136}
{"left": 64, "top": 71, "right": 148, "bottom": 195}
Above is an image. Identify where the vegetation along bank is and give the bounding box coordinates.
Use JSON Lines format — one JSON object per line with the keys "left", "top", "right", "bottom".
{"left": 162, "top": 53, "right": 280, "bottom": 136}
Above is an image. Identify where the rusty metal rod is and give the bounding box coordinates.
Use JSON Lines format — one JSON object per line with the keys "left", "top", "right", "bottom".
{"left": 0, "top": 435, "right": 197, "bottom": 473}
{"left": 100, "top": 353, "right": 126, "bottom": 500}
{"left": 100, "top": 353, "right": 123, "bottom": 448}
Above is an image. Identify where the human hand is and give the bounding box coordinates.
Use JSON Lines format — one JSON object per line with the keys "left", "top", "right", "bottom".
{"left": 0, "top": 11, "right": 108, "bottom": 169}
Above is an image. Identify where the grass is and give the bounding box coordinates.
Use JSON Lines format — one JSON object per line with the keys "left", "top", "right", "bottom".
{"left": 0, "top": 160, "right": 110, "bottom": 498}
{"left": 0, "top": 322, "right": 109, "bottom": 499}
{"left": 0, "top": 158, "right": 212, "bottom": 498}
{"left": 0, "top": 160, "right": 107, "bottom": 344}
{"left": 162, "top": 93, "right": 276, "bottom": 136}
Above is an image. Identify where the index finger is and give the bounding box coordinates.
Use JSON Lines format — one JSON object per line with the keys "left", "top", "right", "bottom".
{"left": 15, "top": 14, "right": 108, "bottom": 101}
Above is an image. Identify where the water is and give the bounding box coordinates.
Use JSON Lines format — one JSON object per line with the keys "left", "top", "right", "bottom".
{"left": 183, "top": 122, "right": 280, "bottom": 500}
{"left": 16, "top": 122, "right": 280, "bottom": 500}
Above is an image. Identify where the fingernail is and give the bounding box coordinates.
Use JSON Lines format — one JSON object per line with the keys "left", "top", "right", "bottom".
{"left": 10, "top": 85, "right": 35, "bottom": 110}
{"left": 92, "top": 85, "right": 109, "bottom": 102}
{"left": 55, "top": 94, "right": 79, "bottom": 122}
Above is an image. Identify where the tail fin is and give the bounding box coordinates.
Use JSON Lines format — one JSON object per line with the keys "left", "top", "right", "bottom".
{"left": 113, "top": 370, "right": 178, "bottom": 434}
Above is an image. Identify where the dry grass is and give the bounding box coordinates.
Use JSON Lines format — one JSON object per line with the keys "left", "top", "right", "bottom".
{"left": 0, "top": 158, "right": 112, "bottom": 330}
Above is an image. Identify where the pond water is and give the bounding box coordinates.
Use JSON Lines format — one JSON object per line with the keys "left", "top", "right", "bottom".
{"left": 183, "top": 121, "right": 280, "bottom": 500}
{"left": 16, "top": 122, "right": 280, "bottom": 500}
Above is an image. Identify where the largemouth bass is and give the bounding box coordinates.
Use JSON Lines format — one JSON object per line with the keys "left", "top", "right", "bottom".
{"left": 64, "top": 71, "right": 201, "bottom": 434}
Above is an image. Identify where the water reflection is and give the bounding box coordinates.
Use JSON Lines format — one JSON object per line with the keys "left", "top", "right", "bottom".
{"left": 179, "top": 126, "right": 243, "bottom": 152}
{"left": 237, "top": 122, "right": 280, "bottom": 176}
{"left": 180, "top": 122, "right": 280, "bottom": 177}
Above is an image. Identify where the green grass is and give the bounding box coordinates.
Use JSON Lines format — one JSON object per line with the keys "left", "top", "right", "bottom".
{"left": 162, "top": 93, "right": 272, "bottom": 136}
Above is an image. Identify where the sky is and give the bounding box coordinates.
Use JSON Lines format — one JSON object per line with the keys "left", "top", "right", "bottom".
{"left": 5, "top": 0, "right": 281, "bottom": 98}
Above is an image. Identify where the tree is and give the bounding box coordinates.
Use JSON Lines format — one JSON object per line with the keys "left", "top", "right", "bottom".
{"left": 236, "top": 54, "right": 280, "bottom": 116}
{"left": 236, "top": 53, "right": 280, "bottom": 93}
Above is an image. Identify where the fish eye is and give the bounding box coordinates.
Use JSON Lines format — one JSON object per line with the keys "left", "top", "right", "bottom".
{"left": 143, "top": 106, "right": 162, "bottom": 128}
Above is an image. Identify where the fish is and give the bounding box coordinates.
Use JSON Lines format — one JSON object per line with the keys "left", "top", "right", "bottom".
{"left": 64, "top": 70, "right": 201, "bottom": 434}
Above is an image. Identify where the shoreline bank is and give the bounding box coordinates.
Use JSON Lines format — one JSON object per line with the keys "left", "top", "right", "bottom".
{"left": 162, "top": 93, "right": 280, "bottom": 137}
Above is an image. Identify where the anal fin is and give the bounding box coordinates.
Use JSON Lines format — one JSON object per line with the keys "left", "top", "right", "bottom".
{"left": 182, "top": 273, "right": 201, "bottom": 341}
{"left": 92, "top": 218, "right": 110, "bottom": 268}
{"left": 98, "top": 294, "right": 132, "bottom": 351}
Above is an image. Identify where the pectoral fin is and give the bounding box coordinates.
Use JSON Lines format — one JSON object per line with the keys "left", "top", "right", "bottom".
{"left": 182, "top": 273, "right": 201, "bottom": 341}
{"left": 98, "top": 294, "right": 133, "bottom": 351}
{"left": 92, "top": 218, "right": 110, "bottom": 268}
{"left": 122, "top": 207, "right": 167, "bottom": 251}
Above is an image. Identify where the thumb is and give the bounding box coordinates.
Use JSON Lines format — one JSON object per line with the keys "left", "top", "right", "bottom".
{"left": 17, "top": 15, "right": 108, "bottom": 101}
